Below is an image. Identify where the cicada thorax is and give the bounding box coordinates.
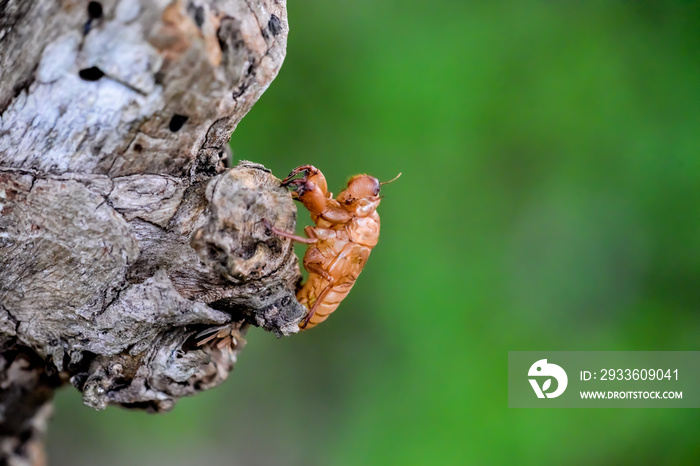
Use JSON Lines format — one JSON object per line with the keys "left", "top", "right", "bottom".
{"left": 346, "top": 213, "right": 381, "bottom": 248}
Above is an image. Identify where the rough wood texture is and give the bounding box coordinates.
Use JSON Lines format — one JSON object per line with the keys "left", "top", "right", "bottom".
{"left": 0, "top": 0, "right": 301, "bottom": 463}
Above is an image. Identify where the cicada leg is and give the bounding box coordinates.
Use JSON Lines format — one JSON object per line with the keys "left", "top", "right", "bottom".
{"left": 299, "top": 263, "right": 336, "bottom": 329}
{"left": 281, "top": 165, "right": 329, "bottom": 197}
{"left": 281, "top": 165, "right": 331, "bottom": 214}
{"left": 263, "top": 219, "right": 317, "bottom": 244}
{"left": 300, "top": 283, "right": 334, "bottom": 329}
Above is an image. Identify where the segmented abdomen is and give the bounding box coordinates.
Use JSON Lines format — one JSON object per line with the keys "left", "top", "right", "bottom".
{"left": 297, "top": 239, "right": 372, "bottom": 329}
{"left": 297, "top": 279, "right": 355, "bottom": 329}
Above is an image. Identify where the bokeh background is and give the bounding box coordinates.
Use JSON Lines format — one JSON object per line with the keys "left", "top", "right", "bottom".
{"left": 49, "top": 1, "right": 700, "bottom": 464}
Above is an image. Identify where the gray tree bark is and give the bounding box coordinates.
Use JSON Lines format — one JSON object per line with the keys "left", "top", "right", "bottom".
{"left": 0, "top": 1, "right": 303, "bottom": 464}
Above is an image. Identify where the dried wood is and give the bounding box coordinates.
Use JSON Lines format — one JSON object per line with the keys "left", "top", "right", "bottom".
{"left": 0, "top": 1, "right": 301, "bottom": 463}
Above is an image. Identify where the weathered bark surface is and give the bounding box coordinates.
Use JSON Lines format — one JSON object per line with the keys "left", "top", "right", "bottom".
{"left": 0, "top": 0, "right": 301, "bottom": 463}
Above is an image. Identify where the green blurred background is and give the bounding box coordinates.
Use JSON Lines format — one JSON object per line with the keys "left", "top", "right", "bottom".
{"left": 49, "top": 1, "right": 700, "bottom": 464}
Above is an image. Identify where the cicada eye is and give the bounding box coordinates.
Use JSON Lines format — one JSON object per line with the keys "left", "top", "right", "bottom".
{"left": 372, "top": 180, "right": 380, "bottom": 196}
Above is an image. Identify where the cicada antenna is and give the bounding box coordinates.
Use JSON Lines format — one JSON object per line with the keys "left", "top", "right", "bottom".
{"left": 380, "top": 172, "right": 402, "bottom": 185}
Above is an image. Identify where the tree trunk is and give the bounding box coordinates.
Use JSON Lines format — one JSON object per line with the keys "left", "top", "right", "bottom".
{"left": 0, "top": 1, "right": 302, "bottom": 464}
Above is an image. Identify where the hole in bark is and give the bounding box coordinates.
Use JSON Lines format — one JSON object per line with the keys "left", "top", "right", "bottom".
{"left": 78, "top": 67, "right": 105, "bottom": 81}
{"left": 15, "top": 429, "right": 33, "bottom": 454}
{"left": 187, "top": 3, "right": 205, "bottom": 28}
{"left": 121, "top": 401, "right": 156, "bottom": 410}
{"left": 268, "top": 14, "right": 282, "bottom": 36}
{"left": 266, "top": 238, "right": 282, "bottom": 254}
{"left": 70, "top": 372, "right": 89, "bottom": 390}
{"left": 87, "top": 2, "right": 103, "bottom": 19}
{"left": 209, "top": 301, "right": 247, "bottom": 321}
{"left": 133, "top": 143, "right": 143, "bottom": 152}
{"left": 246, "top": 63, "right": 255, "bottom": 76}
{"left": 169, "top": 114, "right": 188, "bottom": 132}
{"left": 232, "top": 83, "right": 248, "bottom": 99}
{"left": 240, "top": 242, "right": 257, "bottom": 260}
{"left": 110, "top": 379, "right": 130, "bottom": 391}
{"left": 11, "top": 71, "right": 36, "bottom": 101}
